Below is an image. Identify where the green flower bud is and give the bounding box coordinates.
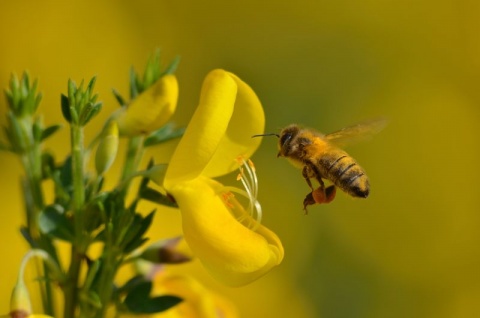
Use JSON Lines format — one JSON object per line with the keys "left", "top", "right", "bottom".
{"left": 95, "top": 120, "right": 119, "bottom": 175}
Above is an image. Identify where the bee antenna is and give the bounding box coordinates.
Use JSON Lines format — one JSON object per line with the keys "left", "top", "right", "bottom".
{"left": 252, "top": 133, "right": 280, "bottom": 138}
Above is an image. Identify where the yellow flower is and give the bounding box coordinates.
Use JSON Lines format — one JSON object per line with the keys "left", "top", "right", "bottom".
{"left": 163, "top": 69, "right": 284, "bottom": 287}
{"left": 125, "top": 268, "right": 238, "bottom": 318}
{"left": 152, "top": 274, "right": 238, "bottom": 318}
{"left": 114, "top": 74, "right": 179, "bottom": 136}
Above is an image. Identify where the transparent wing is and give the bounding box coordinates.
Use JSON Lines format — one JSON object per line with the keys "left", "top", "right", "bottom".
{"left": 325, "top": 117, "right": 388, "bottom": 147}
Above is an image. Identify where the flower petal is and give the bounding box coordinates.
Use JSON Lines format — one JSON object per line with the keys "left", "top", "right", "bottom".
{"left": 153, "top": 274, "right": 239, "bottom": 318}
{"left": 115, "top": 74, "right": 178, "bottom": 136}
{"left": 164, "top": 70, "right": 264, "bottom": 188}
{"left": 168, "top": 177, "right": 284, "bottom": 287}
{"left": 202, "top": 71, "right": 264, "bottom": 178}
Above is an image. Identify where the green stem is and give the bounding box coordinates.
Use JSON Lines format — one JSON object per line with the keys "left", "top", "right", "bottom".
{"left": 20, "top": 141, "right": 56, "bottom": 316}
{"left": 20, "top": 153, "right": 43, "bottom": 231}
{"left": 120, "top": 136, "right": 145, "bottom": 194}
{"left": 94, "top": 254, "right": 120, "bottom": 318}
{"left": 64, "top": 247, "right": 83, "bottom": 318}
{"left": 71, "top": 123, "right": 86, "bottom": 216}
{"left": 64, "top": 123, "right": 87, "bottom": 318}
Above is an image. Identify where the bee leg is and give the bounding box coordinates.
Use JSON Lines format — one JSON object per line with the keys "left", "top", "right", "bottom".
{"left": 303, "top": 185, "right": 337, "bottom": 213}
{"left": 324, "top": 185, "right": 337, "bottom": 203}
{"left": 302, "top": 166, "right": 314, "bottom": 190}
{"left": 302, "top": 164, "right": 321, "bottom": 190}
{"left": 303, "top": 192, "right": 316, "bottom": 214}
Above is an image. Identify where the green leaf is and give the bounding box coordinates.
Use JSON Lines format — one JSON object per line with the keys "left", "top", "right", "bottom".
{"left": 124, "top": 281, "right": 182, "bottom": 314}
{"left": 129, "top": 67, "right": 139, "bottom": 99}
{"left": 7, "top": 112, "right": 27, "bottom": 152}
{"left": 131, "top": 295, "right": 182, "bottom": 314}
{"left": 163, "top": 55, "right": 181, "bottom": 75}
{"left": 86, "top": 76, "right": 97, "bottom": 97}
{"left": 93, "top": 228, "right": 106, "bottom": 242}
{"left": 20, "top": 226, "right": 36, "bottom": 247}
{"left": 60, "top": 155, "right": 73, "bottom": 192}
{"left": 35, "top": 92, "right": 43, "bottom": 113}
{"left": 125, "top": 238, "right": 149, "bottom": 254}
{"left": 41, "top": 151, "right": 56, "bottom": 179}
{"left": 69, "top": 105, "right": 79, "bottom": 124}
{"left": 39, "top": 205, "right": 74, "bottom": 242}
{"left": 82, "top": 291, "right": 102, "bottom": 309}
{"left": 41, "top": 124, "right": 62, "bottom": 141}
{"left": 112, "top": 88, "right": 126, "bottom": 107}
{"left": 139, "top": 187, "right": 177, "bottom": 208}
{"left": 4, "top": 90, "right": 13, "bottom": 109}
{"left": 138, "top": 159, "right": 155, "bottom": 191}
{"left": 61, "top": 94, "right": 71, "bottom": 123}
{"left": 123, "top": 211, "right": 156, "bottom": 254}
{"left": 124, "top": 281, "right": 151, "bottom": 311}
{"left": 32, "top": 116, "right": 43, "bottom": 142}
{"left": 83, "top": 260, "right": 101, "bottom": 292}
{"left": 117, "top": 275, "right": 145, "bottom": 295}
{"left": 144, "top": 123, "right": 185, "bottom": 147}
{"left": 79, "top": 102, "right": 102, "bottom": 125}
{"left": 84, "top": 194, "right": 106, "bottom": 232}
{"left": 76, "top": 79, "right": 85, "bottom": 106}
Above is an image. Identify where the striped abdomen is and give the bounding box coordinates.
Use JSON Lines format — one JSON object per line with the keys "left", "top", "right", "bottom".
{"left": 317, "top": 149, "right": 369, "bottom": 198}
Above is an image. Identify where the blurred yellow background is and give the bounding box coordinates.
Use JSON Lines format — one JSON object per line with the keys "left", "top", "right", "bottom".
{"left": 1, "top": 0, "right": 480, "bottom": 317}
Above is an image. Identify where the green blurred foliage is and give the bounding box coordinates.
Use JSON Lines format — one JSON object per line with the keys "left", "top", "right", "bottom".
{"left": 1, "top": 0, "right": 479, "bottom": 317}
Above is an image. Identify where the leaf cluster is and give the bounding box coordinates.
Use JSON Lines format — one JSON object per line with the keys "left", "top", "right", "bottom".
{"left": 61, "top": 77, "right": 102, "bottom": 126}
{"left": 2, "top": 54, "right": 186, "bottom": 317}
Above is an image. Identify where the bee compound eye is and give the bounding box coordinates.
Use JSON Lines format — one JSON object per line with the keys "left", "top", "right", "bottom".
{"left": 280, "top": 133, "right": 292, "bottom": 147}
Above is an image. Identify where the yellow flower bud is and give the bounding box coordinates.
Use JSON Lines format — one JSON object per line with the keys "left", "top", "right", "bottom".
{"left": 115, "top": 74, "right": 178, "bottom": 136}
{"left": 8, "top": 250, "right": 55, "bottom": 318}
{"left": 95, "top": 120, "right": 119, "bottom": 175}
{"left": 10, "top": 279, "right": 32, "bottom": 316}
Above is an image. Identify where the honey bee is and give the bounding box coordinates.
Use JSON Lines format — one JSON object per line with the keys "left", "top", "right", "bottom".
{"left": 254, "top": 118, "right": 386, "bottom": 212}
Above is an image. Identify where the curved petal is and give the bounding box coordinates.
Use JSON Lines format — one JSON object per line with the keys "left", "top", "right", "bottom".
{"left": 168, "top": 177, "right": 284, "bottom": 287}
{"left": 164, "top": 70, "right": 264, "bottom": 188}
{"left": 115, "top": 74, "right": 178, "bottom": 136}
{"left": 202, "top": 71, "right": 265, "bottom": 178}
{"left": 153, "top": 274, "right": 239, "bottom": 318}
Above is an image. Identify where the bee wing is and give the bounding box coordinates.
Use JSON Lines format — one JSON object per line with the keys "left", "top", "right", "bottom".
{"left": 325, "top": 117, "right": 387, "bottom": 147}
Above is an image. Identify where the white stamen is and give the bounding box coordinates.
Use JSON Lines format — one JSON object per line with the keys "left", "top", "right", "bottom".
{"left": 221, "top": 157, "right": 263, "bottom": 230}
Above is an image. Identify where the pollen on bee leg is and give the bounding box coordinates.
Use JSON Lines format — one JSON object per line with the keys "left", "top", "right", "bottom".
{"left": 324, "top": 185, "right": 336, "bottom": 203}
{"left": 311, "top": 186, "right": 336, "bottom": 204}
{"left": 303, "top": 185, "right": 337, "bottom": 213}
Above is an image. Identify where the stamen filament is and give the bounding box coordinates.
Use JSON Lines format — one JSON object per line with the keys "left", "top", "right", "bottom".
{"left": 220, "top": 157, "right": 263, "bottom": 230}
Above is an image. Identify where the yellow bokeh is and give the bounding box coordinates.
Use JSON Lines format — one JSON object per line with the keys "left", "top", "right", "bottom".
{"left": 1, "top": 0, "right": 480, "bottom": 317}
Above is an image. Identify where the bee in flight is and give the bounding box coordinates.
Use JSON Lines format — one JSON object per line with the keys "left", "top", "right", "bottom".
{"left": 253, "top": 118, "right": 387, "bottom": 212}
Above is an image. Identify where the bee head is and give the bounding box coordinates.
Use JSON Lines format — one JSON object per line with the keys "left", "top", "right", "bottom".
{"left": 252, "top": 124, "right": 300, "bottom": 157}
{"left": 277, "top": 124, "right": 300, "bottom": 157}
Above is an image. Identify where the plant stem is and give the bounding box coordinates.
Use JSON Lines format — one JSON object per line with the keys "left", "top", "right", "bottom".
{"left": 120, "top": 136, "right": 145, "bottom": 194}
{"left": 64, "top": 123, "right": 87, "bottom": 318}
{"left": 94, "top": 253, "right": 120, "bottom": 318}
{"left": 71, "top": 123, "right": 86, "bottom": 219}
{"left": 20, "top": 138, "right": 56, "bottom": 316}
